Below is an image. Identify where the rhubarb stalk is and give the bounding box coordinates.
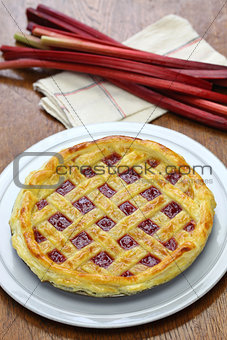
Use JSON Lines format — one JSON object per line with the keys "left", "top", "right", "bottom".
{"left": 36, "top": 4, "right": 120, "bottom": 44}
{"left": 0, "top": 4, "right": 227, "bottom": 131}
{"left": 14, "top": 32, "right": 48, "bottom": 50}
{"left": 32, "top": 4, "right": 227, "bottom": 71}
{"left": 0, "top": 58, "right": 226, "bottom": 103}
{"left": 1, "top": 46, "right": 212, "bottom": 89}
{"left": 168, "top": 68, "right": 227, "bottom": 79}
{"left": 40, "top": 35, "right": 227, "bottom": 71}
{"left": 26, "top": 8, "right": 98, "bottom": 38}
{"left": 109, "top": 79, "right": 227, "bottom": 130}
{"left": 159, "top": 91, "right": 227, "bottom": 117}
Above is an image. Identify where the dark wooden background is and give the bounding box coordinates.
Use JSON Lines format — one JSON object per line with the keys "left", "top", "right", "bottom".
{"left": 0, "top": 1, "right": 226, "bottom": 339}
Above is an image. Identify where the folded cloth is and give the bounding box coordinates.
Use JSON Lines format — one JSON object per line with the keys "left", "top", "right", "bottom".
{"left": 33, "top": 14, "right": 227, "bottom": 128}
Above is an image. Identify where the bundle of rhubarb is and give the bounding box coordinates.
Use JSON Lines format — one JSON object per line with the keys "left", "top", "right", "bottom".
{"left": 1, "top": 4, "right": 227, "bottom": 130}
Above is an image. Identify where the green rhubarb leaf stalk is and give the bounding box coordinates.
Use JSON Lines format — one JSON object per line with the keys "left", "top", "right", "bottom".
{"left": 14, "top": 32, "right": 49, "bottom": 50}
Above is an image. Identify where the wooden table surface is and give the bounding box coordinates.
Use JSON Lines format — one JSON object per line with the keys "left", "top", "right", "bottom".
{"left": 0, "top": 1, "right": 226, "bottom": 339}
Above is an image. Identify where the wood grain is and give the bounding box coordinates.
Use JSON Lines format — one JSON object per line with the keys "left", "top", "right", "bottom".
{"left": 0, "top": 1, "right": 226, "bottom": 339}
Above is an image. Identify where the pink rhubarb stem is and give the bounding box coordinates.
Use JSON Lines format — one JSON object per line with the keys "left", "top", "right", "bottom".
{"left": 0, "top": 58, "right": 226, "bottom": 103}
{"left": 37, "top": 4, "right": 120, "bottom": 44}
{"left": 109, "top": 79, "right": 227, "bottom": 130}
{"left": 40, "top": 34, "right": 227, "bottom": 71}
{"left": 33, "top": 4, "right": 227, "bottom": 71}
{"left": 160, "top": 91, "right": 227, "bottom": 117}
{"left": 1, "top": 46, "right": 212, "bottom": 89}
{"left": 168, "top": 68, "right": 227, "bottom": 79}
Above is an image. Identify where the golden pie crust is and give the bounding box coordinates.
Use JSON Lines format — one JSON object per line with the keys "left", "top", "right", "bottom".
{"left": 10, "top": 136, "right": 216, "bottom": 297}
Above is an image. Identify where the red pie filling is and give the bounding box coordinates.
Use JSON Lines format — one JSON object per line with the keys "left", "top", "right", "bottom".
{"left": 184, "top": 220, "right": 196, "bottom": 232}
{"left": 138, "top": 219, "right": 159, "bottom": 236}
{"left": 33, "top": 228, "right": 46, "bottom": 243}
{"left": 48, "top": 249, "right": 66, "bottom": 263}
{"left": 102, "top": 152, "right": 121, "bottom": 166}
{"left": 147, "top": 159, "right": 159, "bottom": 168}
{"left": 140, "top": 186, "right": 161, "bottom": 201}
{"left": 163, "top": 237, "right": 178, "bottom": 251}
{"left": 71, "top": 231, "right": 92, "bottom": 249}
{"left": 121, "top": 270, "right": 134, "bottom": 277}
{"left": 48, "top": 212, "right": 72, "bottom": 231}
{"left": 73, "top": 196, "right": 95, "bottom": 214}
{"left": 140, "top": 254, "right": 160, "bottom": 267}
{"left": 98, "top": 183, "right": 116, "bottom": 198}
{"left": 161, "top": 201, "right": 182, "bottom": 219}
{"left": 118, "top": 234, "right": 138, "bottom": 250}
{"left": 96, "top": 216, "right": 116, "bottom": 231}
{"left": 92, "top": 251, "right": 113, "bottom": 268}
{"left": 56, "top": 180, "right": 75, "bottom": 196}
{"left": 36, "top": 199, "right": 48, "bottom": 210}
{"left": 118, "top": 201, "right": 137, "bottom": 216}
{"left": 81, "top": 167, "right": 96, "bottom": 178}
{"left": 166, "top": 172, "right": 181, "bottom": 185}
{"left": 119, "top": 168, "right": 140, "bottom": 184}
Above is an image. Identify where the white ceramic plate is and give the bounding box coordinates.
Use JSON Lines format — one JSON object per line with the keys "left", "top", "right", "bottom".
{"left": 0, "top": 122, "right": 226, "bottom": 329}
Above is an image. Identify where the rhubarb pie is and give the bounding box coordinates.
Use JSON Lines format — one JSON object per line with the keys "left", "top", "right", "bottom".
{"left": 10, "top": 136, "right": 216, "bottom": 297}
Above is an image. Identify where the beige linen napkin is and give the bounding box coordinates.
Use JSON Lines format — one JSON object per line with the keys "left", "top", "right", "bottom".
{"left": 33, "top": 14, "right": 227, "bottom": 128}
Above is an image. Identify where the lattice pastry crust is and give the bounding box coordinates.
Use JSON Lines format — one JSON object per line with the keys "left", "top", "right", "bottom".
{"left": 10, "top": 136, "right": 216, "bottom": 297}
